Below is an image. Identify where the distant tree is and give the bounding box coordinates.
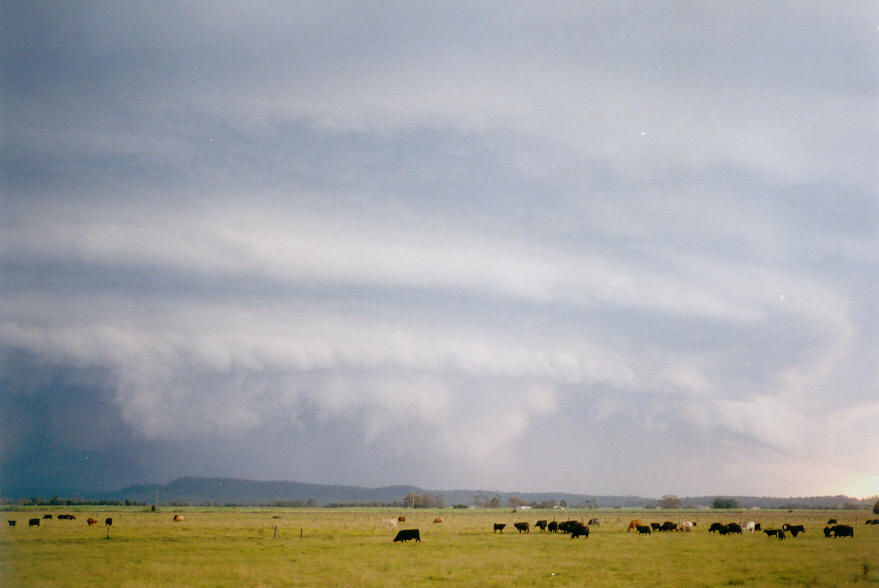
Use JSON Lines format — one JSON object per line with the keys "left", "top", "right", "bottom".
{"left": 473, "top": 492, "right": 489, "bottom": 508}
{"left": 712, "top": 497, "right": 740, "bottom": 509}
{"left": 658, "top": 495, "right": 682, "bottom": 509}
{"left": 487, "top": 494, "right": 502, "bottom": 509}
{"left": 507, "top": 496, "right": 527, "bottom": 508}
{"left": 559, "top": 500, "right": 567, "bottom": 508}
{"left": 873, "top": 498, "right": 879, "bottom": 515}
{"left": 435, "top": 494, "right": 445, "bottom": 509}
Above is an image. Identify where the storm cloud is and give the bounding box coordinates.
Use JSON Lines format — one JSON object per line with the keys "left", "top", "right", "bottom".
{"left": 2, "top": 1, "right": 877, "bottom": 498}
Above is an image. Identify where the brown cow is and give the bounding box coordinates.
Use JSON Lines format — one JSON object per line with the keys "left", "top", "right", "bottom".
{"left": 398, "top": 515, "right": 406, "bottom": 522}
{"left": 627, "top": 519, "right": 642, "bottom": 532}
{"left": 87, "top": 517, "right": 98, "bottom": 526}
{"left": 433, "top": 517, "right": 443, "bottom": 524}
{"left": 173, "top": 514, "right": 184, "bottom": 522}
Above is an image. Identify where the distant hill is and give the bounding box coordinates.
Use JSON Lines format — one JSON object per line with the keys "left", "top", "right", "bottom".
{"left": 3, "top": 476, "right": 874, "bottom": 509}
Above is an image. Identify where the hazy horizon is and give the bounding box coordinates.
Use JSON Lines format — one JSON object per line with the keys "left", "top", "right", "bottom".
{"left": 2, "top": 2, "right": 877, "bottom": 499}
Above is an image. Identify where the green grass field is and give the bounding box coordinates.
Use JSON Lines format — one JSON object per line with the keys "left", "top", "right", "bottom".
{"left": 2, "top": 507, "right": 877, "bottom": 586}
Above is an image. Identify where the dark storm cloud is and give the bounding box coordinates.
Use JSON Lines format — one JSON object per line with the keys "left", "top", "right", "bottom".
{"left": 1, "top": 1, "right": 877, "bottom": 497}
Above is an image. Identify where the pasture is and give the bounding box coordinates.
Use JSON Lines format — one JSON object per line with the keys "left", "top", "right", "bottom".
{"left": 2, "top": 507, "right": 877, "bottom": 586}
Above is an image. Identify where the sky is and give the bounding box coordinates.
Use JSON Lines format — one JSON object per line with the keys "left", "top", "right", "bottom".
{"left": 1, "top": 2, "right": 878, "bottom": 499}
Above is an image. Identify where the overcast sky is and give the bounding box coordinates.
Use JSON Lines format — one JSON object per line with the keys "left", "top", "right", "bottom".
{"left": 2, "top": 2, "right": 878, "bottom": 499}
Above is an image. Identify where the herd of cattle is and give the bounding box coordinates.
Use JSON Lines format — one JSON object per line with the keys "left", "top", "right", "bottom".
{"left": 9, "top": 513, "right": 878, "bottom": 544}
{"left": 391, "top": 516, "right": 878, "bottom": 543}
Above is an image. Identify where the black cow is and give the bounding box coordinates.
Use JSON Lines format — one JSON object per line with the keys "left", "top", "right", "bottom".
{"left": 823, "top": 526, "right": 832, "bottom": 537}
{"left": 659, "top": 521, "right": 677, "bottom": 532}
{"left": 547, "top": 521, "right": 559, "bottom": 533}
{"left": 493, "top": 523, "right": 506, "bottom": 533}
{"left": 29, "top": 518, "right": 40, "bottom": 527}
{"left": 754, "top": 523, "right": 761, "bottom": 531}
{"left": 569, "top": 523, "right": 589, "bottom": 539}
{"left": 636, "top": 525, "right": 651, "bottom": 534}
{"left": 777, "top": 530, "right": 786, "bottom": 540}
{"left": 650, "top": 522, "right": 661, "bottom": 531}
{"left": 42, "top": 514, "right": 52, "bottom": 520}
{"left": 865, "top": 519, "right": 879, "bottom": 525}
{"left": 535, "top": 520, "right": 548, "bottom": 531}
{"left": 782, "top": 524, "right": 804, "bottom": 537}
{"left": 105, "top": 517, "right": 113, "bottom": 526}
{"left": 828, "top": 524, "right": 854, "bottom": 538}
{"left": 725, "top": 522, "right": 742, "bottom": 534}
{"left": 764, "top": 528, "right": 780, "bottom": 537}
{"left": 709, "top": 522, "right": 726, "bottom": 533}
{"left": 827, "top": 518, "right": 837, "bottom": 524}
{"left": 514, "top": 522, "right": 529, "bottom": 533}
{"left": 393, "top": 529, "right": 421, "bottom": 542}
{"left": 8, "top": 520, "right": 15, "bottom": 527}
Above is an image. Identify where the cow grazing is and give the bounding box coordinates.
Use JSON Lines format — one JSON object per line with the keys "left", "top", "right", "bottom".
{"left": 29, "top": 518, "right": 40, "bottom": 527}
{"left": 828, "top": 524, "right": 854, "bottom": 538}
{"left": 636, "top": 525, "right": 651, "bottom": 534}
{"left": 627, "top": 519, "right": 642, "bottom": 532}
{"left": 764, "top": 529, "right": 780, "bottom": 537}
{"left": 173, "top": 515, "right": 184, "bottom": 522}
{"left": 547, "top": 521, "right": 559, "bottom": 533}
{"left": 823, "top": 526, "right": 832, "bottom": 537}
{"left": 42, "top": 514, "right": 52, "bottom": 520}
{"left": 514, "top": 522, "right": 529, "bottom": 533}
{"left": 827, "top": 518, "right": 837, "bottom": 524}
{"left": 569, "top": 523, "right": 590, "bottom": 539}
{"left": 493, "top": 523, "right": 506, "bottom": 533}
{"left": 535, "top": 520, "right": 548, "bottom": 531}
{"left": 397, "top": 515, "right": 406, "bottom": 522}
{"left": 782, "top": 524, "right": 804, "bottom": 537}
{"left": 742, "top": 521, "right": 756, "bottom": 534}
{"left": 381, "top": 518, "right": 397, "bottom": 528}
{"left": 87, "top": 517, "right": 98, "bottom": 526}
{"left": 725, "top": 522, "right": 743, "bottom": 534}
{"left": 8, "top": 520, "right": 15, "bottom": 527}
{"left": 393, "top": 529, "right": 420, "bottom": 543}
{"left": 57, "top": 514, "right": 76, "bottom": 520}
{"left": 659, "top": 521, "right": 677, "bottom": 532}
{"left": 105, "top": 517, "right": 113, "bottom": 526}
{"left": 709, "top": 522, "right": 726, "bottom": 533}
{"left": 650, "top": 522, "right": 662, "bottom": 531}
{"left": 679, "top": 521, "right": 694, "bottom": 532}
{"left": 433, "top": 517, "right": 443, "bottom": 524}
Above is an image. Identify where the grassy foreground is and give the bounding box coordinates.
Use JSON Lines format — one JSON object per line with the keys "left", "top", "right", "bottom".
{"left": 1, "top": 507, "right": 877, "bottom": 586}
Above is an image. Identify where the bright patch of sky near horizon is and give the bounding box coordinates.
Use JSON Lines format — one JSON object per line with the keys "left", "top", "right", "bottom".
{"left": 1, "top": 1, "right": 877, "bottom": 498}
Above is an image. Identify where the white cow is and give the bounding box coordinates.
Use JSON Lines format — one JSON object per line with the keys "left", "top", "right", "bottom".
{"left": 742, "top": 521, "right": 756, "bottom": 533}
{"left": 679, "top": 521, "right": 694, "bottom": 532}
{"left": 380, "top": 518, "right": 398, "bottom": 528}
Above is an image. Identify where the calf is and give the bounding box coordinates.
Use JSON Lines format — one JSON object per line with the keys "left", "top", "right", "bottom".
{"left": 514, "top": 522, "right": 529, "bottom": 533}
{"left": 636, "top": 525, "right": 651, "bottom": 534}
{"left": 650, "top": 522, "right": 662, "bottom": 531}
{"left": 493, "top": 523, "right": 506, "bottom": 533}
{"left": 87, "top": 517, "right": 98, "bottom": 526}
{"left": 393, "top": 529, "right": 421, "bottom": 543}
{"left": 764, "top": 528, "right": 780, "bottom": 537}
{"left": 433, "top": 517, "right": 443, "bottom": 524}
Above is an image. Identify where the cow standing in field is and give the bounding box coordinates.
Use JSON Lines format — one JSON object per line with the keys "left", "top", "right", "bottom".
{"left": 627, "top": 519, "right": 642, "bottom": 532}
{"left": 87, "top": 517, "right": 98, "bottom": 526}
{"left": 547, "top": 521, "right": 559, "bottom": 533}
{"left": 636, "top": 525, "right": 651, "bottom": 535}
{"left": 782, "top": 524, "right": 804, "bottom": 537}
{"left": 569, "top": 523, "right": 589, "bottom": 539}
{"left": 393, "top": 529, "right": 420, "bottom": 542}
{"left": 397, "top": 516, "right": 406, "bottom": 522}
{"left": 535, "top": 520, "right": 548, "bottom": 531}
{"left": 825, "top": 524, "right": 854, "bottom": 537}
{"left": 433, "top": 517, "right": 443, "bottom": 524}
{"left": 381, "top": 518, "right": 398, "bottom": 528}
{"left": 8, "top": 520, "right": 15, "bottom": 527}
{"left": 493, "top": 523, "right": 506, "bottom": 533}
{"left": 28, "top": 519, "right": 40, "bottom": 527}
{"left": 514, "top": 522, "right": 529, "bottom": 533}
{"left": 105, "top": 517, "right": 113, "bottom": 526}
